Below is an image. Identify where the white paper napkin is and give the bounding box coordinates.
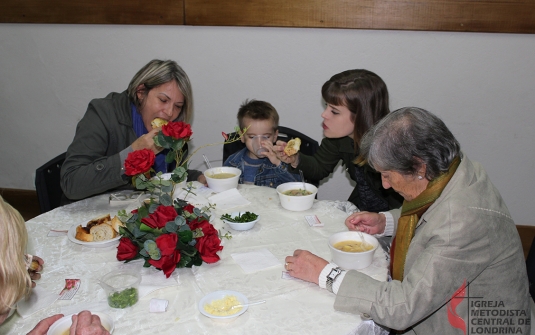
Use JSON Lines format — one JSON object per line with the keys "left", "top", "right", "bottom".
{"left": 138, "top": 268, "right": 179, "bottom": 298}
{"left": 174, "top": 188, "right": 210, "bottom": 208}
{"left": 208, "top": 188, "right": 251, "bottom": 210}
{"left": 149, "top": 299, "right": 169, "bottom": 313}
{"left": 17, "top": 285, "right": 59, "bottom": 318}
{"left": 231, "top": 248, "right": 281, "bottom": 274}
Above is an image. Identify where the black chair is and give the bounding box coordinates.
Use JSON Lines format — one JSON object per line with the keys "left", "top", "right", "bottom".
{"left": 222, "top": 126, "right": 320, "bottom": 185}
{"left": 35, "top": 152, "right": 66, "bottom": 213}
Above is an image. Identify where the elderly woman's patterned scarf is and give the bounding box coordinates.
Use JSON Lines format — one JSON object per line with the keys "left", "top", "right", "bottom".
{"left": 390, "top": 156, "right": 461, "bottom": 281}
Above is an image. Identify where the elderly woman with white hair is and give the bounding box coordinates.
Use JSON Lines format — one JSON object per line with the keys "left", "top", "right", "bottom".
{"left": 284, "top": 107, "right": 530, "bottom": 334}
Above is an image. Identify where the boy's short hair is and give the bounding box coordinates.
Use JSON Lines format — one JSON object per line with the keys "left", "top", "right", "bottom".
{"left": 237, "top": 99, "right": 279, "bottom": 131}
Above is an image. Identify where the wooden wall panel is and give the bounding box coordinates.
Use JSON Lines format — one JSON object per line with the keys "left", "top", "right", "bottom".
{"left": 1, "top": 0, "right": 534, "bottom": 33}
{"left": 185, "top": 0, "right": 535, "bottom": 33}
{"left": 0, "top": 0, "right": 184, "bottom": 25}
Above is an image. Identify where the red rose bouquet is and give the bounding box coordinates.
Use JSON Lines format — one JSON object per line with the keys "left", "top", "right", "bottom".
{"left": 118, "top": 122, "right": 246, "bottom": 276}
{"left": 116, "top": 197, "right": 224, "bottom": 278}
{"left": 124, "top": 121, "right": 246, "bottom": 205}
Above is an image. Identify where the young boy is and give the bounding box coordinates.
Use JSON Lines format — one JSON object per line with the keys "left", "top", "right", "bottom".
{"left": 224, "top": 99, "right": 300, "bottom": 188}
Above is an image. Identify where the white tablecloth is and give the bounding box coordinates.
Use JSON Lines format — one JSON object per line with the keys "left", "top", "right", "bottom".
{"left": 2, "top": 183, "right": 388, "bottom": 335}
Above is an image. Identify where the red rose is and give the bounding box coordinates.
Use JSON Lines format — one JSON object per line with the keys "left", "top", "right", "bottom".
{"left": 196, "top": 233, "right": 223, "bottom": 263}
{"left": 189, "top": 219, "right": 223, "bottom": 263}
{"left": 162, "top": 121, "right": 192, "bottom": 140}
{"left": 124, "top": 149, "right": 155, "bottom": 176}
{"left": 183, "top": 204, "right": 195, "bottom": 214}
{"left": 141, "top": 205, "right": 177, "bottom": 229}
{"left": 116, "top": 237, "right": 139, "bottom": 261}
{"left": 148, "top": 233, "right": 181, "bottom": 278}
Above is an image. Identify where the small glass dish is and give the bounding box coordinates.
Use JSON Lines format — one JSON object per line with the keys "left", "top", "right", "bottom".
{"left": 100, "top": 268, "right": 141, "bottom": 309}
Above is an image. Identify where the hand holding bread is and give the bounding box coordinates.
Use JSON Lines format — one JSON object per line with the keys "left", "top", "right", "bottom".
{"left": 284, "top": 138, "right": 301, "bottom": 156}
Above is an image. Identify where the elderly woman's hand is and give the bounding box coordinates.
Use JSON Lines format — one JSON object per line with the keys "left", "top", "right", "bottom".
{"left": 345, "top": 212, "right": 386, "bottom": 235}
{"left": 272, "top": 140, "right": 298, "bottom": 165}
{"left": 70, "top": 311, "right": 111, "bottom": 335}
{"left": 131, "top": 128, "right": 163, "bottom": 154}
{"left": 284, "top": 250, "right": 329, "bottom": 284}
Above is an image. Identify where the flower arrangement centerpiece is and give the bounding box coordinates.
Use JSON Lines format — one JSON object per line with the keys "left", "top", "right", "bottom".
{"left": 117, "top": 121, "right": 246, "bottom": 277}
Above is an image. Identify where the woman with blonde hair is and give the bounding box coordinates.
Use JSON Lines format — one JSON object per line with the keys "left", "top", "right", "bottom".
{"left": 0, "top": 197, "right": 109, "bottom": 334}
{"left": 61, "top": 59, "right": 205, "bottom": 202}
{"left": 0, "top": 196, "right": 37, "bottom": 324}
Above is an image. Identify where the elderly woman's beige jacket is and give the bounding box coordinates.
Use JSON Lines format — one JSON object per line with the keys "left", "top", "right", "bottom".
{"left": 334, "top": 154, "right": 530, "bottom": 334}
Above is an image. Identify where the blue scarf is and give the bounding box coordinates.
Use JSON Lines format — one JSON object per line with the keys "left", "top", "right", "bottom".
{"left": 131, "top": 104, "right": 168, "bottom": 173}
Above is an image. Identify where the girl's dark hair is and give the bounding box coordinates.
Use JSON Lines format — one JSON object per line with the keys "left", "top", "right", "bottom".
{"left": 321, "top": 69, "right": 390, "bottom": 153}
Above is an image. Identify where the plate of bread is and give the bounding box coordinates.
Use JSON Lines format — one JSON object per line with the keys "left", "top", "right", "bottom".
{"left": 68, "top": 214, "right": 124, "bottom": 247}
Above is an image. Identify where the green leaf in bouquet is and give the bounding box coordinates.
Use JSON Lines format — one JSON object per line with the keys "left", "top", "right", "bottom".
{"left": 165, "top": 149, "right": 175, "bottom": 164}
{"left": 143, "top": 260, "right": 152, "bottom": 268}
{"left": 139, "top": 248, "right": 149, "bottom": 258}
{"left": 173, "top": 198, "right": 188, "bottom": 209}
{"left": 159, "top": 193, "right": 173, "bottom": 206}
{"left": 191, "top": 253, "right": 203, "bottom": 267}
{"left": 178, "top": 230, "right": 193, "bottom": 244}
{"left": 177, "top": 254, "right": 192, "bottom": 268}
{"left": 133, "top": 226, "right": 147, "bottom": 239}
{"left": 161, "top": 183, "right": 173, "bottom": 193}
{"left": 178, "top": 224, "right": 191, "bottom": 232}
{"left": 180, "top": 245, "right": 197, "bottom": 257}
{"left": 171, "top": 139, "right": 185, "bottom": 152}
{"left": 138, "top": 205, "right": 149, "bottom": 218}
{"left": 174, "top": 216, "right": 186, "bottom": 226}
{"left": 144, "top": 240, "right": 161, "bottom": 260}
{"left": 193, "top": 208, "right": 203, "bottom": 217}
{"left": 171, "top": 167, "right": 187, "bottom": 183}
{"left": 140, "top": 223, "right": 163, "bottom": 234}
{"left": 165, "top": 221, "right": 179, "bottom": 233}
{"left": 155, "top": 132, "right": 173, "bottom": 149}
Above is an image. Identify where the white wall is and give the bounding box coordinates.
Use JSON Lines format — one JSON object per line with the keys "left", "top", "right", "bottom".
{"left": 1, "top": 24, "right": 534, "bottom": 224}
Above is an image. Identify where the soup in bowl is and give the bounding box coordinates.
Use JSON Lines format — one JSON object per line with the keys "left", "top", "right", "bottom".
{"left": 205, "top": 167, "right": 241, "bottom": 193}
{"left": 276, "top": 182, "right": 318, "bottom": 211}
{"left": 328, "top": 231, "right": 379, "bottom": 270}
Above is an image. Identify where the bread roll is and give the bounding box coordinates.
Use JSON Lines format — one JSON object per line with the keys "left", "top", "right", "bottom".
{"left": 90, "top": 224, "right": 117, "bottom": 241}
{"left": 111, "top": 216, "right": 125, "bottom": 233}
{"left": 29, "top": 260, "right": 40, "bottom": 271}
{"left": 74, "top": 214, "right": 118, "bottom": 242}
{"left": 151, "top": 118, "right": 168, "bottom": 129}
{"left": 284, "top": 138, "right": 301, "bottom": 156}
{"left": 75, "top": 225, "right": 93, "bottom": 242}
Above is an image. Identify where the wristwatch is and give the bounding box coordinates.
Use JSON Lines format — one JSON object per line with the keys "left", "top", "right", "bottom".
{"left": 326, "top": 267, "right": 343, "bottom": 293}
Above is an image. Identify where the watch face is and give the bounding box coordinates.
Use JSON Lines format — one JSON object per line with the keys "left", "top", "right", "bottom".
{"left": 328, "top": 268, "right": 342, "bottom": 280}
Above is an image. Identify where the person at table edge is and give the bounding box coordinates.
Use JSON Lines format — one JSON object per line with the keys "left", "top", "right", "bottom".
{"left": 60, "top": 59, "right": 204, "bottom": 201}
{"left": 284, "top": 107, "right": 530, "bottom": 334}
{"left": 275, "top": 69, "right": 403, "bottom": 212}
{"left": 0, "top": 196, "right": 109, "bottom": 334}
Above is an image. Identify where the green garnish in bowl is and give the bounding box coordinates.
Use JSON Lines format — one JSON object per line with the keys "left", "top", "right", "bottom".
{"left": 107, "top": 287, "right": 139, "bottom": 308}
{"left": 220, "top": 212, "right": 258, "bottom": 223}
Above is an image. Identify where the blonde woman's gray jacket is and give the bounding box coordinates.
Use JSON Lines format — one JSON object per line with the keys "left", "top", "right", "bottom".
{"left": 334, "top": 154, "right": 530, "bottom": 334}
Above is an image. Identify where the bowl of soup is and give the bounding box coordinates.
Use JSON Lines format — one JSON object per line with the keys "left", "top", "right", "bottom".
{"left": 328, "top": 231, "right": 379, "bottom": 270}
{"left": 205, "top": 167, "right": 241, "bottom": 193}
{"left": 276, "top": 182, "right": 318, "bottom": 211}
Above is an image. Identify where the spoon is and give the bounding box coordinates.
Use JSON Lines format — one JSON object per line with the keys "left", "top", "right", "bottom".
{"left": 219, "top": 300, "right": 266, "bottom": 311}
{"left": 299, "top": 170, "right": 306, "bottom": 191}
{"left": 202, "top": 154, "right": 213, "bottom": 169}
